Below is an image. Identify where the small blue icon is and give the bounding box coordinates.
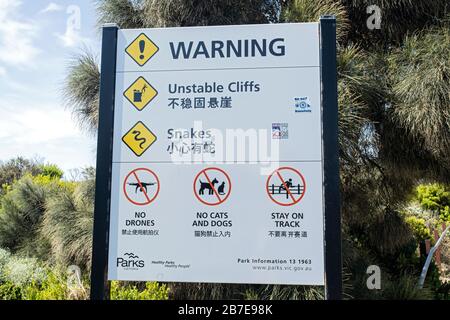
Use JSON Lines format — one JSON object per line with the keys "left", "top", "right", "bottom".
{"left": 294, "top": 97, "right": 312, "bottom": 113}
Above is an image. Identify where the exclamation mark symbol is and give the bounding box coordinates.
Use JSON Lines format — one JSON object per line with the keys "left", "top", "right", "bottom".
{"left": 139, "top": 40, "right": 145, "bottom": 60}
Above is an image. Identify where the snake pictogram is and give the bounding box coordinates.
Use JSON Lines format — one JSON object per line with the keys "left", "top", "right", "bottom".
{"left": 132, "top": 130, "right": 147, "bottom": 149}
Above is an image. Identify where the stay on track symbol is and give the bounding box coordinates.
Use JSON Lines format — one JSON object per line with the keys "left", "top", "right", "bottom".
{"left": 266, "top": 167, "right": 306, "bottom": 206}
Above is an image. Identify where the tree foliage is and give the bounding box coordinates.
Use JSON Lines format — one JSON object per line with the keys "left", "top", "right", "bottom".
{"left": 342, "top": 0, "right": 449, "bottom": 48}
{"left": 63, "top": 52, "right": 100, "bottom": 135}
{"left": 42, "top": 177, "right": 95, "bottom": 271}
{"left": 0, "top": 177, "right": 52, "bottom": 260}
{"left": 282, "top": 0, "right": 350, "bottom": 41}
{"left": 416, "top": 183, "right": 450, "bottom": 221}
{"left": 388, "top": 27, "right": 450, "bottom": 173}
{"left": 0, "top": 157, "right": 43, "bottom": 192}
{"left": 143, "top": 0, "right": 279, "bottom": 27}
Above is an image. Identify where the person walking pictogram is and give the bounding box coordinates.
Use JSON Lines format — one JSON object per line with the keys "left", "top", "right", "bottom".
{"left": 279, "top": 178, "right": 293, "bottom": 194}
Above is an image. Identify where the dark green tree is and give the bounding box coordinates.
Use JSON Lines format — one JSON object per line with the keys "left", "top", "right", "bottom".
{"left": 42, "top": 177, "right": 95, "bottom": 271}
{"left": 0, "top": 157, "right": 42, "bottom": 193}
{"left": 0, "top": 177, "right": 51, "bottom": 260}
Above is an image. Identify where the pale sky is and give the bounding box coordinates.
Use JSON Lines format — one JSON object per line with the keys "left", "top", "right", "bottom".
{"left": 0, "top": 0, "right": 100, "bottom": 174}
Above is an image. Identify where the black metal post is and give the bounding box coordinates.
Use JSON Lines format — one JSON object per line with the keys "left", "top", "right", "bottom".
{"left": 320, "top": 16, "right": 342, "bottom": 300}
{"left": 90, "top": 23, "right": 118, "bottom": 300}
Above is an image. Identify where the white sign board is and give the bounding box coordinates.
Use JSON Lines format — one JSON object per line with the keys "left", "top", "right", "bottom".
{"left": 107, "top": 23, "right": 325, "bottom": 285}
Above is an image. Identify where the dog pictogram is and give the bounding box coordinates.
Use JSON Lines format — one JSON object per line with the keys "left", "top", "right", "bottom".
{"left": 199, "top": 178, "right": 219, "bottom": 195}
{"left": 193, "top": 167, "right": 231, "bottom": 206}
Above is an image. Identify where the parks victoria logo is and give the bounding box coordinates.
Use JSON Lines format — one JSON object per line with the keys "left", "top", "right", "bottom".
{"left": 117, "top": 252, "right": 145, "bottom": 270}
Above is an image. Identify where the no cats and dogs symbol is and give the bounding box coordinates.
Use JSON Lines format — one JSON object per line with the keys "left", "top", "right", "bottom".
{"left": 193, "top": 167, "right": 231, "bottom": 206}
{"left": 123, "top": 168, "right": 160, "bottom": 206}
{"left": 266, "top": 167, "right": 306, "bottom": 206}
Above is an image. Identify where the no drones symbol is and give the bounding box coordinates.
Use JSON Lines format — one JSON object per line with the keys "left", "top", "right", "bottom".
{"left": 123, "top": 168, "right": 160, "bottom": 206}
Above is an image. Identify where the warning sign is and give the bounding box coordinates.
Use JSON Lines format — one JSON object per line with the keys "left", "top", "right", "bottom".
{"left": 123, "top": 168, "right": 160, "bottom": 206}
{"left": 123, "top": 77, "right": 158, "bottom": 111}
{"left": 122, "top": 121, "right": 157, "bottom": 157}
{"left": 193, "top": 167, "right": 231, "bottom": 206}
{"left": 107, "top": 23, "right": 329, "bottom": 286}
{"left": 125, "top": 33, "right": 159, "bottom": 66}
{"left": 266, "top": 167, "right": 306, "bottom": 206}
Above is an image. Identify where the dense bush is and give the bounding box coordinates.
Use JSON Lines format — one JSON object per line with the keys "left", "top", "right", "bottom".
{"left": 401, "top": 184, "right": 450, "bottom": 297}
{"left": 0, "top": 174, "right": 53, "bottom": 262}
{"left": 0, "top": 248, "right": 168, "bottom": 300}
{"left": 416, "top": 184, "right": 450, "bottom": 222}
{"left": 0, "top": 282, "right": 22, "bottom": 300}
{"left": 110, "top": 281, "right": 169, "bottom": 300}
{"left": 20, "top": 272, "right": 68, "bottom": 300}
{"left": 0, "top": 174, "right": 72, "bottom": 260}
{"left": 0, "top": 158, "right": 43, "bottom": 193}
{"left": 38, "top": 165, "right": 64, "bottom": 180}
{"left": 404, "top": 216, "right": 432, "bottom": 243}
{"left": 0, "top": 249, "right": 46, "bottom": 286}
{"left": 42, "top": 177, "right": 94, "bottom": 271}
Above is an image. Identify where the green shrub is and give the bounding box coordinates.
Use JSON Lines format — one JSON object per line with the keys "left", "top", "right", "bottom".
{"left": 0, "top": 282, "right": 22, "bottom": 300}
{"left": 1, "top": 277, "right": 169, "bottom": 300}
{"left": 440, "top": 206, "right": 450, "bottom": 222}
{"left": 21, "top": 272, "right": 67, "bottom": 300}
{"left": 404, "top": 216, "right": 432, "bottom": 242}
{"left": 0, "top": 157, "right": 43, "bottom": 194}
{"left": 381, "top": 275, "right": 433, "bottom": 300}
{"left": 110, "top": 281, "right": 169, "bottom": 300}
{"left": 0, "top": 250, "right": 87, "bottom": 300}
{"left": 0, "top": 177, "right": 52, "bottom": 259}
{"left": 42, "top": 178, "right": 94, "bottom": 271}
{"left": 416, "top": 184, "right": 450, "bottom": 222}
{"left": 0, "top": 249, "right": 47, "bottom": 286}
{"left": 0, "top": 248, "right": 11, "bottom": 280}
{"left": 38, "top": 164, "right": 64, "bottom": 180}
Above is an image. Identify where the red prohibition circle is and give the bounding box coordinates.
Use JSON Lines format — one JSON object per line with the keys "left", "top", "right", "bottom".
{"left": 123, "top": 168, "right": 160, "bottom": 206}
{"left": 193, "top": 167, "right": 232, "bottom": 206}
{"left": 266, "top": 166, "right": 306, "bottom": 206}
